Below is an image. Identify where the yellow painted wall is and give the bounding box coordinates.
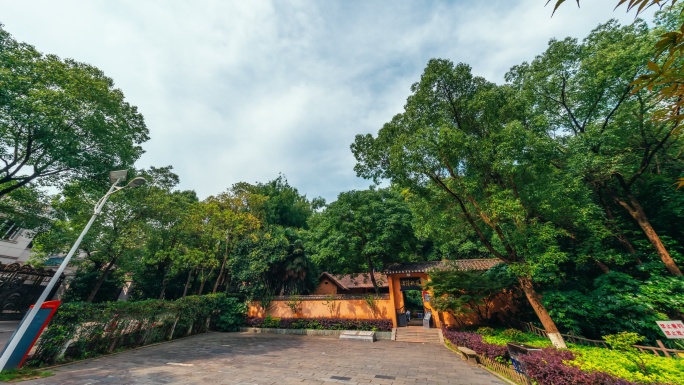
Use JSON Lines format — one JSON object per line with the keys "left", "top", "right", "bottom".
{"left": 248, "top": 296, "right": 393, "bottom": 320}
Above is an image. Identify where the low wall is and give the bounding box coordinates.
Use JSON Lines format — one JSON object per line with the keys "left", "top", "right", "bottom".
{"left": 248, "top": 294, "right": 393, "bottom": 320}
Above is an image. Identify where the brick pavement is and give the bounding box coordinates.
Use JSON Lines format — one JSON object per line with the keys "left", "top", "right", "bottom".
{"left": 22, "top": 332, "right": 507, "bottom": 385}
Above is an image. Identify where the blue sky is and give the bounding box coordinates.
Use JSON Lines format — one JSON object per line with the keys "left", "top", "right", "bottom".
{"left": 0, "top": 0, "right": 654, "bottom": 203}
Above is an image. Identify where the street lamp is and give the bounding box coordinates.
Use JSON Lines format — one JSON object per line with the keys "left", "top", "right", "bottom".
{"left": 0, "top": 170, "right": 146, "bottom": 371}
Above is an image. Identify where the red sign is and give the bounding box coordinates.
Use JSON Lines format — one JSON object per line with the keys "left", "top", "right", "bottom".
{"left": 656, "top": 320, "right": 684, "bottom": 339}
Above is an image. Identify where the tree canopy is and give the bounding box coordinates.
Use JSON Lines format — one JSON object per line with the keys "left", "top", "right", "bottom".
{"left": 0, "top": 25, "right": 148, "bottom": 198}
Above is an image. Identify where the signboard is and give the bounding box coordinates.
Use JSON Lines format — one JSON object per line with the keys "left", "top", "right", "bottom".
{"left": 0, "top": 300, "right": 61, "bottom": 369}
{"left": 656, "top": 320, "right": 684, "bottom": 339}
{"left": 422, "top": 291, "right": 430, "bottom": 302}
{"left": 399, "top": 277, "right": 422, "bottom": 291}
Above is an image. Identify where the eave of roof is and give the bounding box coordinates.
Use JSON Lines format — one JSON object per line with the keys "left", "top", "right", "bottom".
{"left": 383, "top": 259, "right": 502, "bottom": 274}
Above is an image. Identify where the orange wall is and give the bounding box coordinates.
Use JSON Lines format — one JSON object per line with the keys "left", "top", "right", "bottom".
{"left": 439, "top": 291, "right": 517, "bottom": 328}
{"left": 248, "top": 296, "right": 393, "bottom": 320}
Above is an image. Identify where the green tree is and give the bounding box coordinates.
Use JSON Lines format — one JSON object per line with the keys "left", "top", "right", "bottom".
{"left": 0, "top": 25, "right": 148, "bottom": 198}
{"left": 426, "top": 264, "right": 516, "bottom": 326}
{"left": 203, "top": 189, "right": 263, "bottom": 294}
{"left": 130, "top": 167, "right": 199, "bottom": 300}
{"left": 32, "top": 168, "right": 171, "bottom": 302}
{"left": 507, "top": 19, "right": 683, "bottom": 275}
{"left": 308, "top": 188, "right": 418, "bottom": 293}
{"left": 351, "top": 59, "right": 605, "bottom": 347}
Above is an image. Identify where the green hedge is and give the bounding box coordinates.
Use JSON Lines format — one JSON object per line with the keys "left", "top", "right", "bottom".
{"left": 28, "top": 293, "right": 246, "bottom": 366}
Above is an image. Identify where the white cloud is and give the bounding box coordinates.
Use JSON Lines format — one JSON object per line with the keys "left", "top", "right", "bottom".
{"left": 0, "top": 0, "right": 656, "bottom": 202}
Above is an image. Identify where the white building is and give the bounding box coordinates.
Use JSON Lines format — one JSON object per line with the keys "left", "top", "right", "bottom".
{"left": 0, "top": 220, "right": 33, "bottom": 264}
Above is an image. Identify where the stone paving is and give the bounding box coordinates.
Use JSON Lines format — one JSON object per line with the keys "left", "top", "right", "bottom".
{"left": 23, "top": 332, "right": 507, "bottom": 385}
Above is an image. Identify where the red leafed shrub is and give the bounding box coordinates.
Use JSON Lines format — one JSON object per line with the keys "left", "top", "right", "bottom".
{"left": 518, "top": 348, "right": 639, "bottom": 385}
{"left": 441, "top": 328, "right": 508, "bottom": 360}
{"left": 246, "top": 317, "right": 392, "bottom": 331}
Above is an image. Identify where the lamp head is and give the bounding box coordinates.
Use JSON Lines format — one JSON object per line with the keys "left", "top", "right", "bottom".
{"left": 109, "top": 170, "right": 128, "bottom": 185}
{"left": 126, "top": 177, "right": 147, "bottom": 188}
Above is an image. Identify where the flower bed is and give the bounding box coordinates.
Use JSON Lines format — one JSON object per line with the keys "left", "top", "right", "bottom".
{"left": 444, "top": 327, "right": 684, "bottom": 385}
{"left": 246, "top": 316, "right": 392, "bottom": 332}
{"left": 518, "top": 348, "right": 639, "bottom": 385}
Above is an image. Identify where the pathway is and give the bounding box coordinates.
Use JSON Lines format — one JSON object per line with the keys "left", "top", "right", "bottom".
{"left": 22, "top": 332, "right": 506, "bottom": 384}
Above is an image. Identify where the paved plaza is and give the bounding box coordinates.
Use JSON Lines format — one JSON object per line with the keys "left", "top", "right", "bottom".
{"left": 22, "top": 332, "right": 507, "bottom": 385}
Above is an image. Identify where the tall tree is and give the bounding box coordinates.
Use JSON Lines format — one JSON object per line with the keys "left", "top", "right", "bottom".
{"left": 0, "top": 25, "right": 148, "bottom": 198}
{"left": 308, "top": 188, "right": 418, "bottom": 293}
{"left": 351, "top": 59, "right": 605, "bottom": 347}
{"left": 32, "top": 167, "right": 172, "bottom": 302}
{"left": 203, "top": 189, "right": 263, "bottom": 294}
{"left": 507, "top": 19, "right": 683, "bottom": 275}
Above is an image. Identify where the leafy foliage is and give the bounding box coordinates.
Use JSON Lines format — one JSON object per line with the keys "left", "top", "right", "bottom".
{"left": 28, "top": 294, "right": 245, "bottom": 366}
{"left": 518, "top": 348, "right": 639, "bottom": 385}
{"left": 0, "top": 25, "right": 148, "bottom": 198}
{"left": 426, "top": 263, "right": 516, "bottom": 324}
{"left": 441, "top": 329, "right": 509, "bottom": 360}
{"left": 569, "top": 345, "right": 684, "bottom": 384}
{"left": 542, "top": 272, "right": 683, "bottom": 341}
{"left": 472, "top": 327, "right": 684, "bottom": 384}
{"left": 308, "top": 188, "right": 418, "bottom": 293}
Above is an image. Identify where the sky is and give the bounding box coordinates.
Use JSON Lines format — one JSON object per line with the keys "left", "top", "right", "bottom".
{"left": 0, "top": 1, "right": 656, "bottom": 203}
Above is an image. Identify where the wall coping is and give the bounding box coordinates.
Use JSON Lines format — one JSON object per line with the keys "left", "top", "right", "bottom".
{"left": 253, "top": 294, "right": 390, "bottom": 301}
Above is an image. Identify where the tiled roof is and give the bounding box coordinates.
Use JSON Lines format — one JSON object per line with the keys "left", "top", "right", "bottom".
{"left": 319, "top": 272, "right": 388, "bottom": 289}
{"left": 383, "top": 259, "right": 502, "bottom": 274}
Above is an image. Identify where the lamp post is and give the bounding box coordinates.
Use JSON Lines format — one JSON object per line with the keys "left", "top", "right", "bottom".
{"left": 0, "top": 170, "right": 146, "bottom": 371}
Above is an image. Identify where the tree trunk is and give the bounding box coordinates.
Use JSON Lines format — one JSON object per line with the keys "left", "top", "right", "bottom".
{"left": 86, "top": 257, "right": 117, "bottom": 302}
{"left": 367, "top": 256, "right": 380, "bottom": 295}
{"left": 518, "top": 276, "right": 567, "bottom": 349}
{"left": 614, "top": 193, "right": 683, "bottom": 276}
{"left": 182, "top": 268, "right": 194, "bottom": 298}
{"left": 213, "top": 236, "right": 230, "bottom": 293}
{"left": 594, "top": 258, "right": 610, "bottom": 274}
{"left": 596, "top": 188, "right": 643, "bottom": 264}
{"left": 198, "top": 268, "right": 206, "bottom": 295}
{"left": 158, "top": 264, "right": 172, "bottom": 300}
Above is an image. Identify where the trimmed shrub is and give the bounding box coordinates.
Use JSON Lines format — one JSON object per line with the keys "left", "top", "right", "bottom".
{"left": 28, "top": 293, "right": 246, "bottom": 366}
{"left": 246, "top": 317, "right": 392, "bottom": 332}
{"left": 441, "top": 328, "right": 508, "bottom": 360}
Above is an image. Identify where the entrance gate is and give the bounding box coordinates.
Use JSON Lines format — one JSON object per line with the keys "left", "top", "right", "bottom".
{"left": 0, "top": 263, "right": 63, "bottom": 320}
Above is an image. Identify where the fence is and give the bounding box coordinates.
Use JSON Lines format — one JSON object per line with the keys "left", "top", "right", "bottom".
{"left": 521, "top": 322, "right": 684, "bottom": 358}
{"left": 0, "top": 262, "right": 63, "bottom": 320}
{"left": 477, "top": 354, "right": 532, "bottom": 385}
{"left": 445, "top": 339, "right": 532, "bottom": 385}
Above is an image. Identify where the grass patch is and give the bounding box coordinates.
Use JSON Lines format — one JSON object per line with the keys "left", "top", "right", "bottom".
{"left": 0, "top": 368, "right": 53, "bottom": 383}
